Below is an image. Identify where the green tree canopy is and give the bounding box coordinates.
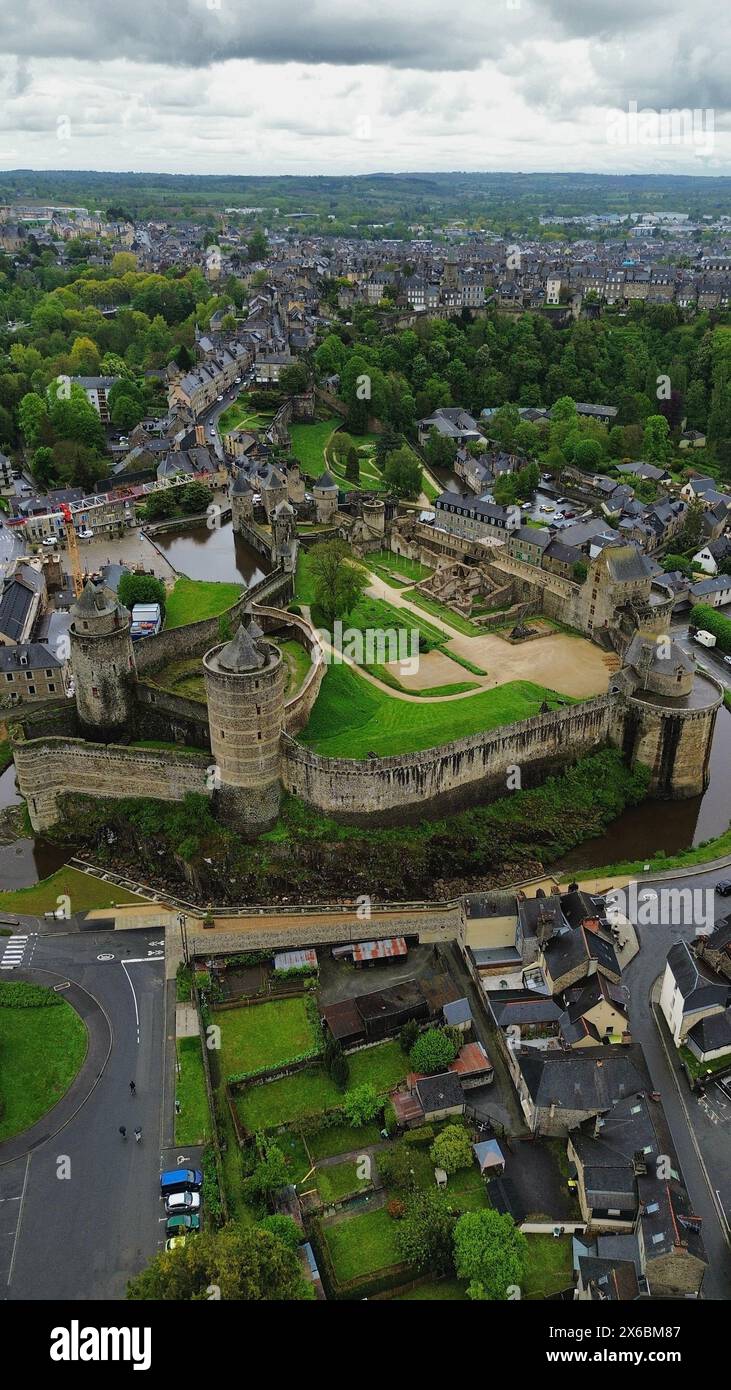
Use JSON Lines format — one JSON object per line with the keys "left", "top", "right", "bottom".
{"left": 453, "top": 1209, "right": 527, "bottom": 1301}
{"left": 127, "top": 1223, "right": 311, "bottom": 1301}
{"left": 409, "top": 1028, "right": 457, "bottom": 1076}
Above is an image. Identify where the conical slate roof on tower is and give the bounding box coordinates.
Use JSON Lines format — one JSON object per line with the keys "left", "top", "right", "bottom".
{"left": 243, "top": 604, "right": 264, "bottom": 643}
{"left": 217, "top": 621, "right": 266, "bottom": 672}
{"left": 317, "top": 469, "right": 338, "bottom": 491}
{"left": 71, "top": 580, "right": 124, "bottom": 619}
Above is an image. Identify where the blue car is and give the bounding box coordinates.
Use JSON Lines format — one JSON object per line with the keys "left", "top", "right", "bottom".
{"left": 160, "top": 1168, "right": 203, "bottom": 1196}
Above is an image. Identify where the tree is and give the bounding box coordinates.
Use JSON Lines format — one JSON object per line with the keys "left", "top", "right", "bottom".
{"left": 642, "top": 413, "right": 673, "bottom": 464}
{"left": 247, "top": 231, "right": 268, "bottom": 262}
{"left": 53, "top": 440, "right": 106, "bottom": 491}
{"left": 143, "top": 489, "right": 177, "bottom": 521}
{"left": 424, "top": 430, "right": 457, "bottom": 470}
{"left": 399, "top": 1019, "right": 420, "bottom": 1054}
{"left": 430, "top": 1124, "right": 473, "bottom": 1177}
{"left": 127, "top": 1224, "right": 311, "bottom": 1301}
{"left": 572, "top": 560, "right": 588, "bottom": 584}
{"left": 278, "top": 362, "right": 309, "bottom": 395}
{"left": 453, "top": 1209, "right": 527, "bottom": 1301}
{"left": 677, "top": 496, "right": 705, "bottom": 554}
{"left": 330, "top": 1052, "right": 350, "bottom": 1091}
{"left": 394, "top": 1190, "right": 455, "bottom": 1274}
{"left": 179, "top": 481, "right": 212, "bottom": 515}
{"left": 409, "top": 1028, "right": 457, "bottom": 1076}
{"left": 572, "top": 438, "right": 603, "bottom": 472}
{"left": 343, "top": 1083, "right": 381, "bottom": 1127}
{"left": 118, "top": 572, "right": 166, "bottom": 617}
{"left": 257, "top": 1215, "right": 301, "bottom": 1251}
{"left": 111, "top": 251, "right": 138, "bottom": 275}
{"left": 18, "top": 391, "right": 49, "bottom": 448}
{"left": 309, "top": 538, "right": 368, "bottom": 628}
{"left": 243, "top": 1139, "right": 290, "bottom": 1200}
{"left": 383, "top": 446, "right": 422, "bottom": 500}
{"left": 345, "top": 447, "right": 360, "bottom": 485}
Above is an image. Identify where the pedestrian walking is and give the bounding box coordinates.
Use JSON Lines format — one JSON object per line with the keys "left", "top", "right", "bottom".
{"left": 119, "top": 1126, "right": 127, "bottom": 1140}
{"left": 129, "top": 1080, "right": 136, "bottom": 1094}
{"left": 134, "top": 1127, "right": 142, "bottom": 1143}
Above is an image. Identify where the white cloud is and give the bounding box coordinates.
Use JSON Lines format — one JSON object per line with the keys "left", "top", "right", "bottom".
{"left": 0, "top": 1, "right": 727, "bottom": 174}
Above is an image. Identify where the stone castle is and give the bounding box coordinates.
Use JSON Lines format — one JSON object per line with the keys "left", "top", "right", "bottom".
{"left": 9, "top": 497, "right": 723, "bottom": 837}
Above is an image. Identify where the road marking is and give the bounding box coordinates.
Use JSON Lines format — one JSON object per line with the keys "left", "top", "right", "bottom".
{"left": 7, "top": 1155, "right": 30, "bottom": 1286}
{"left": 1, "top": 935, "right": 28, "bottom": 969}
{"left": 121, "top": 962, "right": 140, "bottom": 1044}
{"left": 97, "top": 952, "right": 115, "bottom": 961}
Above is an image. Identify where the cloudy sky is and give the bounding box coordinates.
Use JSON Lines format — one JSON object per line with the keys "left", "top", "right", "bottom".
{"left": 0, "top": 0, "right": 728, "bottom": 176}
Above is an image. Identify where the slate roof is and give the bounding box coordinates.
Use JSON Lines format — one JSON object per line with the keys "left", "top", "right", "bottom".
{"left": 518, "top": 1050, "right": 643, "bottom": 1115}
{"left": 0, "top": 642, "right": 61, "bottom": 672}
{"left": 415, "top": 1072, "right": 464, "bottom": 1113}
{"left": 686, "top": 1009, "right": 731, "bottom": 1056}
{"left": 666, "top": 941, "right": 730, "bottom": 1012}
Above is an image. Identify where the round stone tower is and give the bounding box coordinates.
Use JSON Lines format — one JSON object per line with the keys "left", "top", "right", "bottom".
{"left": 362, "top": 495, "right": 386, "bottom": 536}
{"left": 69, "top": 581, "right": 135, "bottom": 739}
{"left": 313, "top": 469, "right": 339, "bottom": 523}
{"left": 271, "top": 499, "right": 298, "bottom": 574}
{"left": 203, "top": 621, "right": 286, "bottom": 833}
{"left": 230, "top": 470, "right": 254, "bottom": 532}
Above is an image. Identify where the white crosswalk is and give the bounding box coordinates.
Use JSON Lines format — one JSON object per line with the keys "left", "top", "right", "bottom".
{"left": 0, "top": 935, "right": 31, "bottom": 969}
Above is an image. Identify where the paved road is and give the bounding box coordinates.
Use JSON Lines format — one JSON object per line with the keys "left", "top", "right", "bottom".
{"left": 0, "top": 927, "right": 170, "bottom": 1300}
{"left": 671, "top": 617, "right": 731, "bottom": 693}
{"left": 624, "top": 863, "right": 731, "bottom": 1299}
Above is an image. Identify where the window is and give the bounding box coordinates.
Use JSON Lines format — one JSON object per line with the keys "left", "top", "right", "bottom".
{"left": 45, "top": 669, "right": 52, "bottom": 677}
{"left": 49, "top": 683, "right": 55, "bottom": 692}
{"left": 28, "top": 685, "right": 35, "bottom": 694}
{"left": 5, "top": 673, "right": 12, "bottom": 682}
{"left": 92, "top": 687, "right": 99, "bottom": 697}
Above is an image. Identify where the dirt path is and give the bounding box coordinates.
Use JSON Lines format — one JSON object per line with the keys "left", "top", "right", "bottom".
{"left": 363, "top": 573, "right": 618, "bottom": 699}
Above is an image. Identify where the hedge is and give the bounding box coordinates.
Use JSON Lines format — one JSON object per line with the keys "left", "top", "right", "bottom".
{"left": 0, "top": 981, "right": 61, "bottom": 1009}
{"left": 690, "top": 603, "right": 731, "bottom": 655}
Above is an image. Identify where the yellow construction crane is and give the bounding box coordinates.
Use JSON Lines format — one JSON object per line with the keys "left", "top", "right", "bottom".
{"left": 61, "top": 503, "right": 83, "bottom": 598}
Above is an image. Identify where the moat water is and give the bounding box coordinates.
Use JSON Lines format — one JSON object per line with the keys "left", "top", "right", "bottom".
{"left": 1, "top": 521, "right": 730, "bottom": 891}
{"left": 154, "top": 519, "right": 268, "bottom": 587}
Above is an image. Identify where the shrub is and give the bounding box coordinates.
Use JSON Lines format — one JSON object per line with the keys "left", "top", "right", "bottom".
{"left": 387, "top": 1198, "right": 406, "bottom": 1220}
{"left": 409, "top": 1028, "right": 457, "bottom": 1076}
{"left": 343, "top": 1082, "right": 381, "bottom": 1127}
{"left": 258, "top": 1214, "right": 302, "bottom": 1250}
{"left": 330, "top": 1053, "right": 350, "bottom": 1091}
{"left": 403, "top": 1126, "right": 435, "bottom": 1146}
{"left": 399, "top": 1019, "right": 420, "bottom": 1054}
{"left": 0, "top": 981, "right": 61, "bottom": 1009}
{"left": 430, "top": 1124, "right": 474, "bottom": 1176}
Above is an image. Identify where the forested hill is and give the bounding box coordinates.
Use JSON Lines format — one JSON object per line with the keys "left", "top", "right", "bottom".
{"left": 4, "top": 169, "right": 731, "bottom": 225}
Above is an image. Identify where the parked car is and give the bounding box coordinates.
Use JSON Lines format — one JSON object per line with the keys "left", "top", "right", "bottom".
{"left": 217, "top": 395, "right": 224, "bottom": 402}
{"left": 165, "top": 1189, "right": 201, "bottom": 1216}
{"left": 76, "top": 527, "right": 94, "bottom": 540}
{"left": 540, "top": 503, "right": 555, "bottom": 513}
{"left": 715, "top": 880, "right": 731, "bottom": 896}
{"left": 563, "top": 510, "right": 575, "bottom": 519}
{"left": 165, "top": 1236, "right": 188, "bottom": 1252}
{"left": 724, "top": 655, "right": 731, "bottom": 667}
{"left": 160, "top": 1168, "right": 202, "bottom": 1196}
{"left": 42, "top": 535, "right": 59, "bottom": 547}
{"left": 165, "top": 1213, "right": 200, "bottom": 1236}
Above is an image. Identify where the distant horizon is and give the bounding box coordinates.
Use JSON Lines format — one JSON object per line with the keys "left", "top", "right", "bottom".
{"left": 4, "top": 167, "right": 731, "bottom": 185}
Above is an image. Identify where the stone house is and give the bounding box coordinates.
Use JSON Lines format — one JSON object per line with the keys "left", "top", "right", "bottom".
{"left": 659, "top": 941, "right": 730, "bottom": 1047}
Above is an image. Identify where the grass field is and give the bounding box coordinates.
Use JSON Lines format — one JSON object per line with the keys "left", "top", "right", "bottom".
{"left": 217, "top": 396, "right": 274, "bottom": 436}
{"left": 165, "top": 577, "right": 242, "bottom": 628}
{"left": 407, "top": 591, "right": 486, "bottom": 637}
{"left": 235, "top": 1040, "right": 406, "bottom": 1130}
{"left": 218, "top": 996, "right": 318, "bottom": 1078}
{"left": 360, "top": 551, "right": 433, "bottom": 587}
{"left": 299, "top": 662, "right": 569, "bottom": 758}
{"left": 397, "top": 1279, "right": 467, "bottom": 1300}
{"left": 149, "top": 656, "right": 206, "bottom": 702}
{"left": 0, "top": 986, "right": 88, "bottom": 1141}
{"left": 522, "top": 1235, "right": 573, "bottom": 1299}
{"left": 289, "top": 419, "right": 338, "bottom": 479}
{"left": 175, "top": 1036, "right": 212, "bottom": 1145}
{"left": 324, "top": 1205, "right": 402, "bottom": 1283}
{"left": 328, "top": 431, "right": 388, "bottom": 492}
{"left": 280, "top": 639, "right": 313, "bottom": 696}
{"left": 306, "top": 1121, "right": 383, "bottom": 1161}
{"left": 316, "top": 1160, "right": 369, "bottom": 1205}
{"left": 0, "top": 866, "right": 144, "bottom": 915}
